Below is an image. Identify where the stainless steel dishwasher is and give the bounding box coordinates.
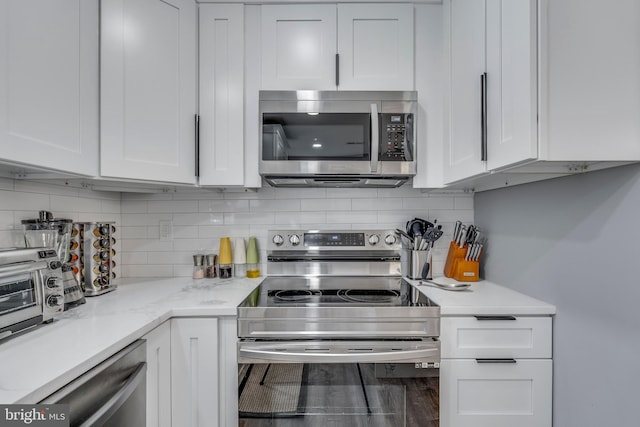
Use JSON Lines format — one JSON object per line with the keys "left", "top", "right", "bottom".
{"left": 41, "top": 340, "right": 147, "bottom": 427}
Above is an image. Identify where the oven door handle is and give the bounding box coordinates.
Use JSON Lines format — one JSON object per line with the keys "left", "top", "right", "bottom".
{"left": 239, "top": 346, "right": 439, "bottom": 364}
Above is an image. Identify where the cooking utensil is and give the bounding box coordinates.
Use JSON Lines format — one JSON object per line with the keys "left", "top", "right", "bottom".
{"left": 406, "top": 218, "right": 431, "bottom": 239}
{"left": 419, "top": 280, "right": 471, "bottom": 291}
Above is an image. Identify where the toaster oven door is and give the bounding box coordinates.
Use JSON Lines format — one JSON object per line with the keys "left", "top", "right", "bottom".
{"left": 0, "top": 269, "right": 43, "bottom": 337}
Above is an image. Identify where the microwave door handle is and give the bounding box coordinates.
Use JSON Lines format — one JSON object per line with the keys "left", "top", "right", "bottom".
{"left": 370, "top": 103, "right": 379, "bottom": 173}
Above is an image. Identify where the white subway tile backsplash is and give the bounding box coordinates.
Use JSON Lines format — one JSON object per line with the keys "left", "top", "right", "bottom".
{"left": 249, "top": 199, "right": 301, "bottom": 212}
{"left": 301, "top": 198, "right": 351, "bottom": 211}
{"left": 173, "top": 212, "right": 224, "bottom": 226}
{"left": 0, "top": 212, "right": 14, "bottom": 230}
{"left": 0, "top": 178, "right": 474, "bottom": 278}
{"left": 199, "top": 199, "right": 250, "bottom": 213}
{"left": 0, "top": 190, "right": 49, "bottom": 211}
{"left": 147, "top": 200, "right": 198, "bottom": 213}
{"left": 274, "top": 212, "right": 327, "bottom": 225}
{"left": 326, "top": 211, "right": 378, "bottom": 224}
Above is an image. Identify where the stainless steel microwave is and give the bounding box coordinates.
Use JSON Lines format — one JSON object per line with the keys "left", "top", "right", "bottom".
{"left": 259, "top": 91, "right": 417, "bottom": 188}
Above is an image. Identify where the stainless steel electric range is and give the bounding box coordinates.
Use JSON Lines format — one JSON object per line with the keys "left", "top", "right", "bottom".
{"left": 237, "top": 229, "right": 440, "bottom": 427}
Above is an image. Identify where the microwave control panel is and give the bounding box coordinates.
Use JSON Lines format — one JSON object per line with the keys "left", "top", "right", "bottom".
{"left": 380, "top": 113, "right": 413, "bottom": 161}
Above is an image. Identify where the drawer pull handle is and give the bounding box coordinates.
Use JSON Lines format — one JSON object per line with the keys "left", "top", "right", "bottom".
{"left": 476, "top": 358, "right": 517, "bottom": 364}
{"left": 474, "top": 315, "right": 516, "bottom": 321}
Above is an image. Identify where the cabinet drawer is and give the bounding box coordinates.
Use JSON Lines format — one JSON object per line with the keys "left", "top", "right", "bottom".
{"left": 441, "top": 316, "right": 551, "bottom": 359}
{"left": 440, "top": 359, "right": 552, "bottom": 427}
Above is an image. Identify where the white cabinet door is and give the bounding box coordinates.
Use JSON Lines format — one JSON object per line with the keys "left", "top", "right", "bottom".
{"left": 171, "top": 318, "right": 218, "bottom": 427}
{"left": 261, "top": 5, "right": 337, "bottom": 90}
{"left": 0, "top": 0, "right": 99, "bottom": 176}
{"left": 337, "top": 4, "right": 414, "bottom": 91}
{"left": 541, "top": 0, "right": 640, "bottom": 161}
{"left": 440, "top": 359, "right": 552, "bottom": 427}
{"left": 144, "top": 322, "right": 172, "bottom": 427}
{"left": 443, "top": 0, "right": 487, "bottom": 184}
{"left": 444, "top": 0, "right": 538, "bottom": 184}
{"left": 100, "top": 0, "right": 197, "bottom": 184}
{"left": 486, "top": 0, "right": 537, "bottom": 171}
{"left": 199, "top": 4, "right": 245, "bottom": 186}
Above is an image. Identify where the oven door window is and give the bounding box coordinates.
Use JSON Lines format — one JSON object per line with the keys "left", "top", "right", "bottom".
{"left": 262, "top": 113, "right": 371, "bottom": 161}
{"left": 238, "top": 363, "right": 438, "bottom": 426}
{"left": 0, "top": 273, "right": 38, "bottom": 315}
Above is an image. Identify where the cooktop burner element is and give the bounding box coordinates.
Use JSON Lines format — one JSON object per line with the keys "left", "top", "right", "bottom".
{"left": 338, "top": 289, "right": 400, "bottom": 304}
{"left": 272, "top": 289, "right": 322, "bottom": 301}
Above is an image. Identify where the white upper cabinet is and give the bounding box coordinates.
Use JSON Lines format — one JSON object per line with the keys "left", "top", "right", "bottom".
{"left": 0, "top": 0, "right": 99, "bottom": 176}
{"left": 443, "top": 0, "right": 537, "bottom": 184}
{"left": 100, "top": 0, "right": 197, "bottom": 184}
{"left": 540, "top": 0, "right": 640, "bottom": 162}
{"left": 485, "top": 0, "right": 537, "bottom": 171}
{"left": 199, "top": 4, "right": 245, "bottom": 186}
{"left": 337, "top": 4, "right": 414, "bottom": 90}
{"left": 261, "top": 4, "right": 414, "bottom": 91}
{"left": 261, "top": 4, "right": 337, "bottom": 90}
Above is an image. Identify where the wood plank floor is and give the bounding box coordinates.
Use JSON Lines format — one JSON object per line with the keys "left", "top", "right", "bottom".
{"left": 239, "top": 363, "right": 439, "bottom": 427}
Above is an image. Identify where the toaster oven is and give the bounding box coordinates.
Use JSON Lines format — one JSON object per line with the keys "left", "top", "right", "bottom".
{"left": 0, "top": 248, "right": 65, "bottom": 341}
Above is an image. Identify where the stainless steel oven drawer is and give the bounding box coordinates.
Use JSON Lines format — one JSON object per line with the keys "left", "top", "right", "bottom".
{"left": 238, "top": 339, "right": 440, "bottom": 364}
{"left": 238, "top": 317, "right": 440, "bottom": 339}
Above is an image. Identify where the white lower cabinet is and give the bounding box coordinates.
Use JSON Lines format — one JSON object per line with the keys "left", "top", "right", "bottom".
{"left": 144, "top": 321, "right": 172, "bottom": 427}
{"left": 440, "top": 316, "right": 552, "bottom": 427}
{"left": 171, "top": 318, "right": 219, "bottom": 427}
{"left": 440, "top": 359, "right": 552, "bottom": 427}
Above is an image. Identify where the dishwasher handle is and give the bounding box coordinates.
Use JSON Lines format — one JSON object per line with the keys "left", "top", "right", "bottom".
{"left": 79, "top": 362, "right": 147, "bottom": 427}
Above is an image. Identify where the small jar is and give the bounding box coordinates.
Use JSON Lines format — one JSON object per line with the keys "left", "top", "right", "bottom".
{"left": 205, "top": 254, "right": 217, "bottom": 278}
{"left": 192, "top": 255, "right": 205, "bottom": 279}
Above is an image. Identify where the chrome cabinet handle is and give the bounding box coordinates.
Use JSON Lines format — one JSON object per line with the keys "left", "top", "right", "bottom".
{"left": 474, "top": 315, "right": 517, "bottom": 321}
{"left": 370, "top": 103, "right": 379, "bottom": 173}
{"left": 78, "top": 362, "right": 147, "bottom": 427}
{"left": 194, "top": 114, "right": 200, "bottom": 178}
{"left": 480, "top": 73, "right": 488, "bottom": 161}
{"left": 476, "top": 358, "right": 517, "bottom": 364}
{"left": 335, "top": 53, "right": 340, "bottom": 87}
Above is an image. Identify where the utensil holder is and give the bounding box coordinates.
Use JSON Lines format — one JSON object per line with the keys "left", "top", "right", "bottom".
{"left": 444, "top": 241, "right": 467, "bottom": 278}
{"left": 452, "top": 258, "right": 479, "bottom": 282}
{"left": 409, "top": 250, "right": 431, "bottom": 280}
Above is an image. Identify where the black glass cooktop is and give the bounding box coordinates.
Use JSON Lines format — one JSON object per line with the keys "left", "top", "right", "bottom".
{"left": 240, "top": 276, "right": 436, "bottom": 308}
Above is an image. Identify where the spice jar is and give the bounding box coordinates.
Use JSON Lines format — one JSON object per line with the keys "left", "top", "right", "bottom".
{"left": 218, "top": 237, "right": 233, "bottom": 279}
{"left": 246, "top": 237, "right": 260, "bottom": 278}
{"left": 192, "top": 255, "right": 205, "bottom": 279}
{"left": 205, "top": 254, "right": 217, "bottom": 278}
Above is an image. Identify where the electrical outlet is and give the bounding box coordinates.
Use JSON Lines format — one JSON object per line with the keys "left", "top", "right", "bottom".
{"left": 159, "top": 220, "right": 173, "bottom": 241}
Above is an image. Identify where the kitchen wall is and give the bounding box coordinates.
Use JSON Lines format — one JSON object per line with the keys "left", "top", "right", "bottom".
{"left": 0, "top": 177, "right": 121, "bottom": 262}
{"left": 119, "top": 185, "right": 473, "bottom": 277}
{"left": 475, "top": 163, "right": 640, "bottom": 427}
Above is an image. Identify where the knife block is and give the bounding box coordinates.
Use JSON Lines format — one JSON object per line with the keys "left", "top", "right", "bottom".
{"left": 452, "top": 259, "right": 479, "bottom": 282}
{"left": 444, "top": 241, "right": 467, "bottom": 278}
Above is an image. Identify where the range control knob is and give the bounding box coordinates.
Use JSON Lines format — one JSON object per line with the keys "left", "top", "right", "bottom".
{"left": 368, "top": 234, "right": 380, "bottom": 245}
{"left": 48, "top": 260, "right": 62, "bottom": 270}
{"left": 289, "top": 234, "right": 301, "bottom": 246}
{"left": 272, "top": 234, "right": 284, "bottom": 246}
{"left": 46, "top": 295, "right": 63, "bottom": 307}
{"left": 46, "top": 277, "right": 62, "bottom": 289}
{"left": 384, "top": 234, "right": 397, "bottom": 245}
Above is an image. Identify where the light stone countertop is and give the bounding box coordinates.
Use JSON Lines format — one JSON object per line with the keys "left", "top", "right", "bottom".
{"left": 0, "top": 275, "right": 555, "bottom": 404}
{"left": 407, "top": 276, "right": 556, "bottom": 316}
{"left": 0, "top": 276, "right": 262, "bottom": 404}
